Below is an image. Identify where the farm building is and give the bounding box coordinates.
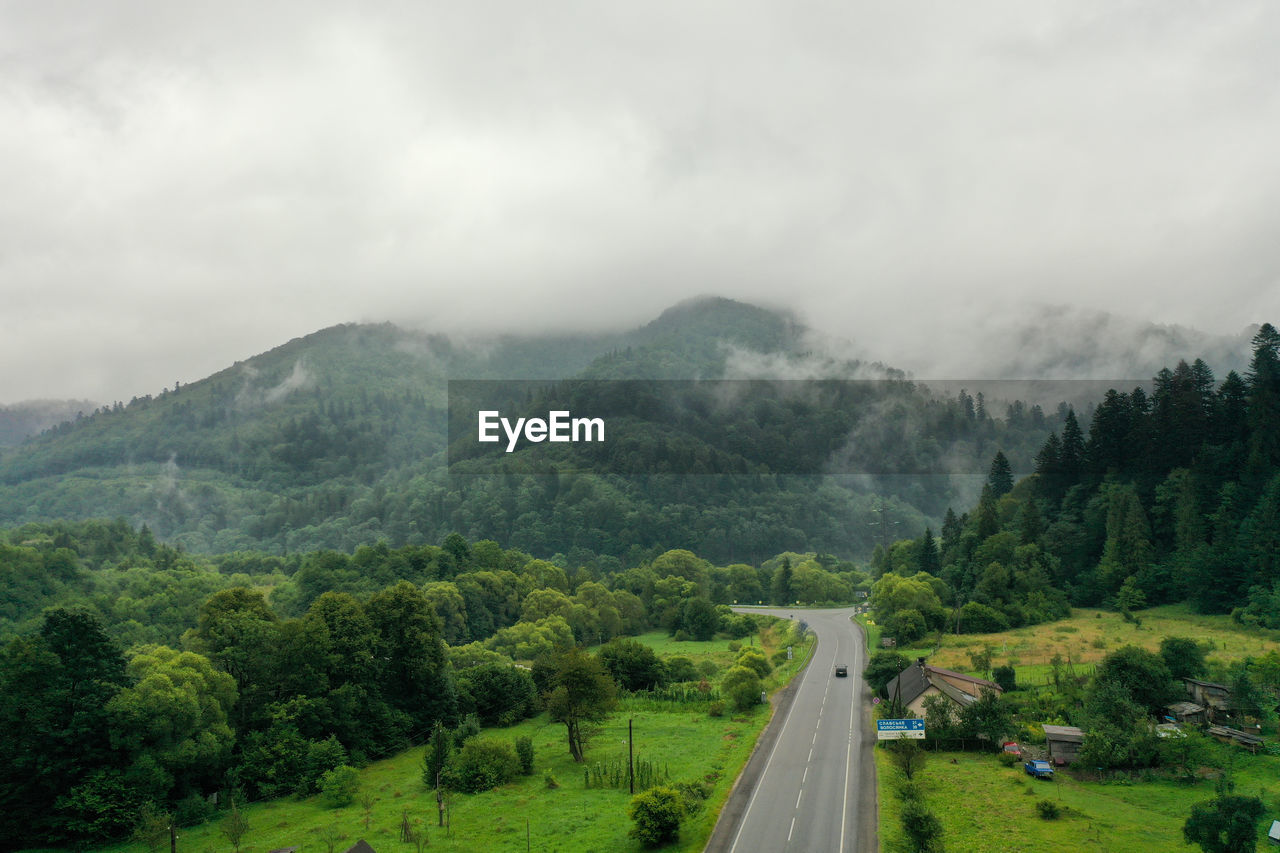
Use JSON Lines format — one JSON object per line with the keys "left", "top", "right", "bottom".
{"left": 1042, "top": 724, "right": 1085, "bottom": 766}
{"left": 1165, "top": 701, "right": 1206, "bottom": 725}
{"left": 883, "top": 658, "right": 1002, "bottom": 717}
{"left": 1183, "top": 678, "right": 1233, "bottom": 720}
{"left": 1207, "top": 725, "right": 1263, "bottom": 753}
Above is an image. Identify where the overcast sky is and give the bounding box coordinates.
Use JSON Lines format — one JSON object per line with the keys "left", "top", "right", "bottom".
{"left": 2, "top": 1, "right": 1278, "bottom": 403}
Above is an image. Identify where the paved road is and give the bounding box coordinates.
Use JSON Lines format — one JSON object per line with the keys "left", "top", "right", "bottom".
{"left": 706, "top": 607, "right": 877, "bottom": 853}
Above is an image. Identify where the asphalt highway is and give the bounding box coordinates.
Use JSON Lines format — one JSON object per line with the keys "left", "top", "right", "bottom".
{"left": 706, "top": 607, "right": 877, "bottom": 853}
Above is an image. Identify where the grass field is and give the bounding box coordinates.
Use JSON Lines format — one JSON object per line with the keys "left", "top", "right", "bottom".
{"left": 91, "top": 619, "right": 812, "bottom": 853}
{"left": 877, "top": 744, "right": 1280, "bottom": 853}
{"left": 873, "top": 604, "right": 1280, "bottom": 852}
{"left": 884, "top": 604, "right": 1280, "bottom": 686}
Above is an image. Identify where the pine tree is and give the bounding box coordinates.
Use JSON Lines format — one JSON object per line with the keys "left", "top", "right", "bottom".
{"left": 1245, "top": 323, "right": 1280, "bottom": 479}
{"left": 917, "top": 528, "right": 941, "bottom": 576}
{"left": 987, "top": 451, "right": 1013, "bottom": 498}
{"left": 975, "top": 484, "right": 1000, "bottom": 540}
{"left": 1059, "top": 409, "right": 1085, "bottom": 483}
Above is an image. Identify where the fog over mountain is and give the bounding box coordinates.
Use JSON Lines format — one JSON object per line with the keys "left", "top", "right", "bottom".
{"left": 3, "top": 2, "right": 1279, "bottom": 403}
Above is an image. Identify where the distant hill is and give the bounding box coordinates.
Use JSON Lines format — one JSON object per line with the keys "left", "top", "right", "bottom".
{"left": 0, "top": 399, "right": 98, "bottom": 447}
{"left": 8, "top": 297, "right": 1238, "bottom": 562}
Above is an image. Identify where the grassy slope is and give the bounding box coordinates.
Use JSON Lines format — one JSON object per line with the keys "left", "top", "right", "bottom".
{"left": 877, "top": 747, "right": 1280, "bottom": 853}
{"left": 93, "top": 622, "right": 812, "bottom": 853}
{"left": 874, "top": 606, "right": 1280, "bottom": 852}
{"left": 884, "top": 604, "right": 1280, "bottom": 686}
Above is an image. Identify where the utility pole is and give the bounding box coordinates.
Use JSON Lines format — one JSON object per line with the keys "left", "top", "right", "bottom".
{"left": 628, "top": 717, "right": 635, "bottom": 794}
{"left": 869, "top": 501, "right": 900, "bottom": 557}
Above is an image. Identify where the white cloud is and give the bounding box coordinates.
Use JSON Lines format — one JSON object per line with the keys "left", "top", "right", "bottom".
{"left": 1, "top": 1, "right": 1278, "bottom": 401}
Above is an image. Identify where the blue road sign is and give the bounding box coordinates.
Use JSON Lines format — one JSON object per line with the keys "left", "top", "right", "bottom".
{"left": 876, "top": 718, "right": 925, "bottom": 740}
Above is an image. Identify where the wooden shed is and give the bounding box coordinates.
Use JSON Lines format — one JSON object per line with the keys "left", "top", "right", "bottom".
{"left": 1042, "top": 724, "right": 1084, "bottom": 766}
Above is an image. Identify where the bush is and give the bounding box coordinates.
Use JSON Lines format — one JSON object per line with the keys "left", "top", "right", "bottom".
{"left": 720, "top": 665, "right": 763, "bottom": 712}
{"left": 303, "top": 735, "right": 349, "bottom": 795}
{"left": 319, "top": 765, "right": 361, "bottom": 808}
{"left": 543, "top": 769, "right": 559, "bottom": 789}
{"left": 664, "top": 655, "right": 699, "bottom": 683}
{"left": 734, "top": 647, "right": 772, "bottom": 679}
{"left": 958, "top": 602, "right": 1009, "bottom": 634}
{"left": 992, "top": 665, "right": 1016, "bottom": 692}
{"left": 708, "top": 701, "right": 725, "bottom": 717}
{"left": 672, "top": 780, "right": 711, "bottom": 814}
{"left": 515, "top": 736, "right": 535, "bottom": 776}
{"left": 173, "top": 792, "right": 214, "bottom": 827}
{"left": 444, "top": 738, "right": 520, "bottom": 794}
{"left": 899, "top": 799, "right": 943, "bottom": 852}
{"left": 997, "top": 752, "right": 1018, "bottom": 767}
{"left": 1036, "top": 799, "right": 1060, "bottom": 820}
{"left": 628, "top": 786, "right": 684, "bottom": 846}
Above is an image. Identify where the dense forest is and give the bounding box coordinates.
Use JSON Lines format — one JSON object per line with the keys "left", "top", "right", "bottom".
{"left": 0, "top": 518, "right": 862, "bottom": 848}
{"left": 0, "top": 300, "right": 1067, "bottom": 562}
{"left": 866, "top": 324, "right": 1280, "bottom": 643}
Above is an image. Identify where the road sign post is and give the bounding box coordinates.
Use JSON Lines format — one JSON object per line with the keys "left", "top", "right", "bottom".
{"left": 876, "top": 718, "right": 925, "bottom": 740}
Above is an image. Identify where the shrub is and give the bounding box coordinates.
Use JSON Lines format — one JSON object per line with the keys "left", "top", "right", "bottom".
{"left": 672, "top": 780, "right": 711, "bottom": 814}
{"left": 628, "top": 786, "right": 684, "bottom": 846}
{"left": 720, "top": 665, "right": 763, "bottom": 712}
{"left": 319, "top": 765, "right": 361, "bottom": 809}
{"left": 958, "top": 602, "right": 1009, "bottom": 634}
{"left": 515, "top": 736, "right": 535, "bottom": 775}
{"left": 992, "top": 665, "right": 1016, "bottom": 692}
{"left": 697, "top": 660, "right": 719, "bottom": 677}
{"left": 444, "top": 738, "right": 520, "bottom": 794}
{"left": 997, "top": 752, "right": 1018, "bottom": 767}
{"left": 727, "top": 641, "right": 742, "bottom": 653}
{"left": 1036, "top": 799, "right": 1060, "bottom": 820}
{"left": 664, "top": 655, "right": 700, "bottom": 682}
{"left": 173, "top": 792, "right": 214, "bottom": 827}
{"left": 543, "top": 769, "right": 559, "bottom": 789}
{"left": 735, "top": 647, "right": 772, "bottom": 679}
{"left": 899, "top": 799, "right": 943, "bottom": 852}
{"left": 708, "top": 701, "right": 725, "bottom": 717}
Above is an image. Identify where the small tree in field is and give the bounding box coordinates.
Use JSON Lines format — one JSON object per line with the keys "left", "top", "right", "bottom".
{"left": 220, "top": 801, "right": 249, "bottom": 853}
{"left": 132, "top": 803, "right": 170, "bottom": 853}
{"left": 884, "top": 737, "right": 927, "bottom": 781}
{"left": 1182, "top": 793, "right": 1263, "bottom": 853}
{"left": 543, "top": 648, "right": 616, "bottom": 762}
{"left": 720, "top": 665, "right": 762, "bottom": 712}
{"left": 628, "top": 786, "right": 684, "bottom": 846}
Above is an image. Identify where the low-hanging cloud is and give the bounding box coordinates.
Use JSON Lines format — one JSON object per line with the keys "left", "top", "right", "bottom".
{"left": 2, "top": 1, "right": 1279, "bottom": 403}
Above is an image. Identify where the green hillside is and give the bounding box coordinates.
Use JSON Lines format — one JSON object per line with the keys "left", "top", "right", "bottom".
{"left": 0, "top": 298, "right": 1060, "bottom": 561}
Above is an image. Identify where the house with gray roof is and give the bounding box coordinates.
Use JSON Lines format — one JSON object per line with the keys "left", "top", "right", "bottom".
{"left": 883, "top": 658, "right": 1002, "bottom": 717}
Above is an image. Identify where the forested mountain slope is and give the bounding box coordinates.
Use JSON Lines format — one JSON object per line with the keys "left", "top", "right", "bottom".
{"left": 0, "top": 298, "right": 1070, "bottom": 560}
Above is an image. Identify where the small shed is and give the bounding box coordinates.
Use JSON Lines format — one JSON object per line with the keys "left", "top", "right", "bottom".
{"left": 1207, "top": 725, "right": 1263, "bottom": 753}
{"left": 1165, "top": 701, "right": 1206, "bottom": 725}
{"left": 344, "top": 842, "right": 378, "bottom": 853}
{"left": 1183, "top": 678, "right": 1232, "bottom": 720}
{"left": 1268, "top": 819, "right": 1280, "bottom": 846}
{"left": 1043, "top": 724, "right": 1084, "bottom": 766}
